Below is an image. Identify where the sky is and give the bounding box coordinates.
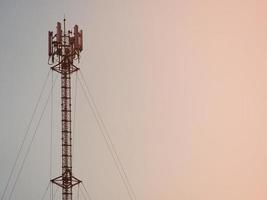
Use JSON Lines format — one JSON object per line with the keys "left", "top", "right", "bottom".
{"left": 1, "top": 0, "right": 267, "bottom": 200}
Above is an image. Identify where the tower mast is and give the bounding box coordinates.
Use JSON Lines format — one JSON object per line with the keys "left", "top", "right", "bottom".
{"left": 48, "top": 18, "right": 83, "bottom": 200}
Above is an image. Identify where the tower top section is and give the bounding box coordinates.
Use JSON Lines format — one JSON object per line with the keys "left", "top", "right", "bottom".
{"left": 48, "top": 18, "right": 83, "bottom": 74}
{"left": 48, "top": 18, "right": 83, "bottom": 200}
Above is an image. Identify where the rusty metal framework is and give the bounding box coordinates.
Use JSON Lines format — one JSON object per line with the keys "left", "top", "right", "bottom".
{"left": 48, "top": 18, "right": 83, "bottom": 200}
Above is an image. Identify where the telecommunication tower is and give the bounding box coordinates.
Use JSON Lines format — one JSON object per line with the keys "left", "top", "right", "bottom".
{"left": 48, "top": 18, "right": 83, "bottom": 200}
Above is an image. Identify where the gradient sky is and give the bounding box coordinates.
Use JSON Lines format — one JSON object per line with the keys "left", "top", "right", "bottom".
{"left": 1, "top": 0, "right": 267, "bottom": 200}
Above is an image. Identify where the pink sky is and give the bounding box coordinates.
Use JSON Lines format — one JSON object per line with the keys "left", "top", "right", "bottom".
{"left": 2, "top": 0, "right": 267, "bottom": 200}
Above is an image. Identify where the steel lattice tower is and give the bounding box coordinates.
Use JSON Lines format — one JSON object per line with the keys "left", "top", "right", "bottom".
{"left": 48, "top": 18, "right": 83, "bottom": 200}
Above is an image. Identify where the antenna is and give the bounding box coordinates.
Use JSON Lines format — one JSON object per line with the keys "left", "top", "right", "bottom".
{"left": 79, "top": 30, "right": 83, "bottom": 51}
{"left": 48, "top": 18, "right": 83, "bottom": 200}
{"left": 56, "top": 22, "right": 62, "bottom": 44}
{"left": 48, "top": 31, "right": 53, "bottom": 56}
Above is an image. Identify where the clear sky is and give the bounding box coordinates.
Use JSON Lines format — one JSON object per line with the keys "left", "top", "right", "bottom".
{"left": 1, "top": 0, "right": 267, "bottom": 200}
